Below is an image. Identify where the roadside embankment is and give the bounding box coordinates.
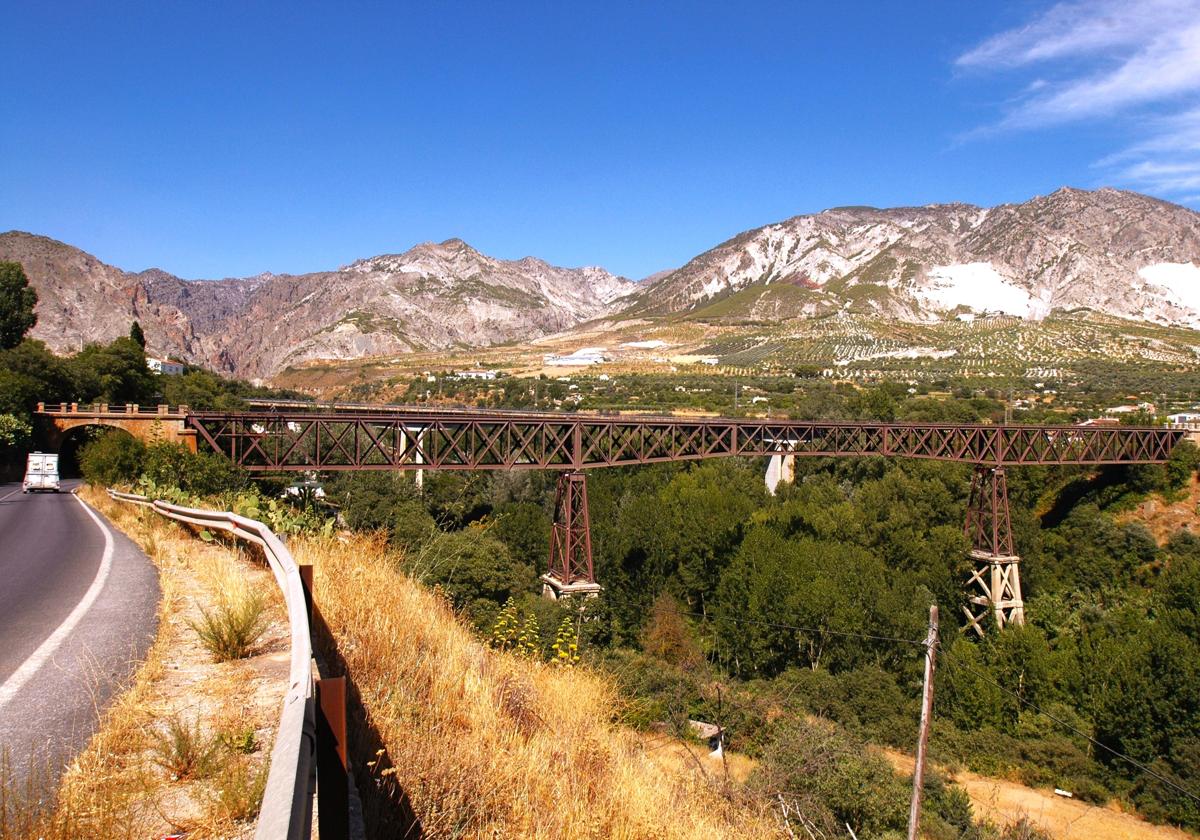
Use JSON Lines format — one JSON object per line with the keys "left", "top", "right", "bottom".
{"left": 294, "top": 531, "right": 780, "bottom": 839}
{"left": 1, "top": 487, "right": 291, "bottom": 839}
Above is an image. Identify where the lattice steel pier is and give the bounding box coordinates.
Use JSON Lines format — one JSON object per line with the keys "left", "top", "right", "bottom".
{"left": 542, "top": 471, "right": 601, "bottom": 599}
{"left": 963, "top": 466, "right": 1025, "bottom": 635}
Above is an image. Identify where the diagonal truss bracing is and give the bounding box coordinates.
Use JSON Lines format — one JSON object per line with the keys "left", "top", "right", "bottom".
{"left": 187, "top": 410, "right": 1185, "bottom": 472}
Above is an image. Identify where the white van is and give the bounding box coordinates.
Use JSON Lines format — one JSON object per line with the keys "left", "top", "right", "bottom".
{"left": 23, "top": 452, "right": 60, "bottom": 493}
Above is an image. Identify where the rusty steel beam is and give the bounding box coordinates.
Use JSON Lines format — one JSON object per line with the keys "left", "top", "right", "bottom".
{"left": 185, "top": 410, "right": 1185, "bottom": 472}
{"left": 547, "top": 471, "right": 594, "bottom": 586}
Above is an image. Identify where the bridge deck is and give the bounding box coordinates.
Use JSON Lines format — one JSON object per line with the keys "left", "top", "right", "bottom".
{"left": 39, "top": 404, "right": 1184, "bottom": 470}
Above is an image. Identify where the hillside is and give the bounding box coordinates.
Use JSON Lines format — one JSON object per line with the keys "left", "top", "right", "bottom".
{"left": 621, "top": 188, "right": 1200, "bottom": 326}
{"left": 0, "top": 232, "right": 637, "bottom": 380}
{"left": 299, "top": 532, "right": 780, "bottom": 838}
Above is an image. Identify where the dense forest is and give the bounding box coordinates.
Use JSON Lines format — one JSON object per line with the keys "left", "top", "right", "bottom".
{"left": 6, "top": 259, "right": 1200, "bottom": 837}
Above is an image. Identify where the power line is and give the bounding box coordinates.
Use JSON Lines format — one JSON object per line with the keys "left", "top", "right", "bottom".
{"left": 943, "top": 658, "right": 1200, "bottom": 808}
{"left": 683, "top": 609, "right": 927, "bottom": 648}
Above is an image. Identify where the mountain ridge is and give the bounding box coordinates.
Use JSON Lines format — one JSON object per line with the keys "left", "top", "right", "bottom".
{"left": 625, "top": 187, "right": 1200, "bottom": 328}
{"left": 4, "top": 186, "right": 1200, "bottom": 381}
{"left": 0, "top": 231, "right": 638, "bottom": 380}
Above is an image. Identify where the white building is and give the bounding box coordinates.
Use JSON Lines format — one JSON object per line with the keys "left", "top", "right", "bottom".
{"left": 147, "top": 357, "right": 185, "bottom": 376}
{"left": 544, "top": 347, "right": 605, "bottom": 366}
{"left": 454, "top": 369, "right": 498, "bottom": 380}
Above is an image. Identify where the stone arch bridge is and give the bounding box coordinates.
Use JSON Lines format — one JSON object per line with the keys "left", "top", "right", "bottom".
{"left": 40, "top": 402, "right": 198, "bottom": 453}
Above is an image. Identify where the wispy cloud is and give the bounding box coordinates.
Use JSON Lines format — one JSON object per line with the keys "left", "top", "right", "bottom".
{"left": 959, "top": 0, "right": 1200, "bottom": 197}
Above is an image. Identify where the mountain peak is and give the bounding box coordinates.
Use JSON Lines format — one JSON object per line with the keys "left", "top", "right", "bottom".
{"left": 0, "top": 232, "right": 636, "bottom": 379}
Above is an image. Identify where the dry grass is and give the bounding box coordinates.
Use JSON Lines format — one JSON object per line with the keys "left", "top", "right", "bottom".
{"left": 0, "top": 488, "right": 289, "bottom": 839}
{"left": 4, "top": 490, "right": 779, "bottom": 838}
{"left": 885, "top": 750, "right": 1196, "bottom": 840}
{"left": 296, "top": 531, "right": 781, "bottom": 839}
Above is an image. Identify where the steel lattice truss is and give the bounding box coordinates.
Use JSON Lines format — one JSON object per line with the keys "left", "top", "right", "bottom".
{"left": 187, "top": 410, "right": 1184, "bottom": 471}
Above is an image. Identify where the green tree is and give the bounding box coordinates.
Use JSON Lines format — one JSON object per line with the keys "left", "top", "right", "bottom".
{"left": 714, "top": 527, "right": 923, "bottom": 676}
{"left": 491, "top": 500, "right": 551, "bottom": 573}
{"left": 1166, "top": 440, "right": 1200, "bottom": 490}
{"left": 72, "top": 336, "right": 156, "bottom": 404}
{"left": 650, "top": 460, "right": 764, "bottom": 610}
{"left": 78, "top": 429, "right": 146, "bottom": 486}
{"left": 414, "top": 527, "right": 535, "bottom": 625}
{"left": 326, "top": 471, "right": 424, "bottom": 532}
{"left": 0, "top": 262, "right": 37, "bottom": 349}
{"left": 0, "top": 413, "right": 32, "bottom": 456}
{"left": 140, "top": 441, "right": 246, "bottom": 495}
{"left": 129, "top": 320, "right": 146, "bottom": 349}
{"left": 160, "top": 369, "right": 252, "bottom": 410}
{"left": 0, "top": 339, "right": 78, "bottom": 414}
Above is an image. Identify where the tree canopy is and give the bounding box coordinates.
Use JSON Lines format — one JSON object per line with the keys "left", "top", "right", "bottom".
{"left": 0, "top": 261, "right": 37, "bottom": 350}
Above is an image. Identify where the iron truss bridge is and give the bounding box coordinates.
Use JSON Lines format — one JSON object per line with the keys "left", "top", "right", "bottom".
{"left": 188, "top": 409, "right": 1183, "bottom": 471}
{"left": 36, "top": 403, "right": 1190, "bottom": 624}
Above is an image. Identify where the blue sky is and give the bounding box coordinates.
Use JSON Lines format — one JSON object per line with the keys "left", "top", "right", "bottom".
{"left": 3, "top": 2, "right": 1198, "bottom": 280}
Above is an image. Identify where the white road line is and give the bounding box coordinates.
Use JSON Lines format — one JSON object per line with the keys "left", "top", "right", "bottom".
{"left": 0, "top": 494, "right": 114, "bottom": 712}
{"left": 0, "top": 487, "right": 24, "bottom": 503}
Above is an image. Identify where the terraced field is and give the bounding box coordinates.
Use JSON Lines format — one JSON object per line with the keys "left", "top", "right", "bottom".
{"left": 276, "top": 309, "right": 1200, "bottom": 401}
{"left": 695, "top": 312, "right": 1200, "bottom": 381}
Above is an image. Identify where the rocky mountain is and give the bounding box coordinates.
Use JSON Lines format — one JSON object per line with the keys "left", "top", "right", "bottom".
{"left": 5, "top": 187, "right": 1200, "bottom": 382}
{"left": 622, "top": 188, "right": 1200, "bottom": 327}
{"left": 0, "top": 233, "right": 637, "bottom": 380}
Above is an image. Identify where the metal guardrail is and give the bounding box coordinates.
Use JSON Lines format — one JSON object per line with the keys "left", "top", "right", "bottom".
{"left": 107, "top": 489, "right": 316, "bottom": 839}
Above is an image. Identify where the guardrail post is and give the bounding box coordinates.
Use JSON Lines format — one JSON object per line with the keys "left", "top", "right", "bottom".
{"left": 298, "top": 563, "right": 314, "bottom": 623}
{"left": 316, "top": 677, "right": 350, "bottom": 840}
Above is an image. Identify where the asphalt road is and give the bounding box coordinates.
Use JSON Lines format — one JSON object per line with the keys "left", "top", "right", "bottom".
{"left": 0, "top": 480, "right": 159, "bottom": 792}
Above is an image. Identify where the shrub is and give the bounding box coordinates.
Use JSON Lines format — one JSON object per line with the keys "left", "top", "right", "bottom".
{"left": 752, "top": 719, "right": 909, "bottom": 837}
{"left": 205, "top": 757, "right": 267, "bottom": 822}
{"left": 216, "top": 722, "right": 259, "bottom": 755}
{"left": 152, "top": 715, "right": 217, "bottom": 780}
{"left": 78, "top": 429, "right": 146, "bottom": 486}
{"left": 141, "top": 442, "right": 246, "bottom": 496}
{"left": 189, "top": 592, "right": 269, "bottom": 661}
{"left": 409, "top": 527, "right": 536, "bottom": 625}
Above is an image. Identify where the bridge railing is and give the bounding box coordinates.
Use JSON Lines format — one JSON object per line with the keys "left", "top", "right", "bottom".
{"left": 39, "top": 402, "right": 191, "bottom": 416}
{"left": 107, "top": 488, "right": 315, "bottom": 840}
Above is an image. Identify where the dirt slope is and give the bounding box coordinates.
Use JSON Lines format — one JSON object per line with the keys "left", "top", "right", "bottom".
{"left": 887, "top": 750, "right": 1196, "bottom": 840}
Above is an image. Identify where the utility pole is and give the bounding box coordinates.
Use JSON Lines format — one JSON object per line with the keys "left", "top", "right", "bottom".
{"left": 907, "top": 604, "right": 939, "bottom": 840}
